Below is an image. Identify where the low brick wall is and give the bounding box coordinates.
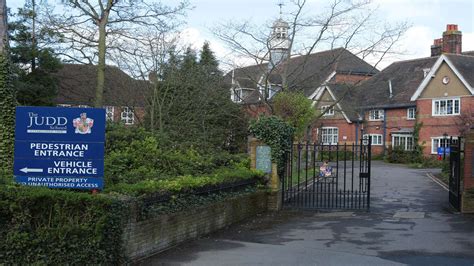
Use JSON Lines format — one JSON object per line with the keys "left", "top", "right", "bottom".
{"left": 122, "top": 191, "right": 268, "bottom": 262}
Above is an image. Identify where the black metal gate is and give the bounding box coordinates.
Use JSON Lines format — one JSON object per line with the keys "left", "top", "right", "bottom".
{"left": 449, "top": 138, "right": 463, "bottom": 211}
{"left": 282, "top": 139, "right": 371, "bottom": 210}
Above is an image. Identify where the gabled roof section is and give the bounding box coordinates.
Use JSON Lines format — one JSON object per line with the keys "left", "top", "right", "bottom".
{"left": 54, "top": 64, "right": 150, "bottom": 107}
{"left": 354, "top": 56, "right": 438, "bottom": 108}
{"left": 225, "top": 48, "right": 378, "bottom": 104}
{"left": 312, "top": 84, "right": 354, "bottom": 123}
{"left": 411, "top": 54, "right": 474, "bottom": 101}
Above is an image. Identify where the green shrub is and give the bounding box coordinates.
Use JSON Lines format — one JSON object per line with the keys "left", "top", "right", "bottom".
{"left": 387, "top": 146, "right": 423, "bottom": 164}
{"left": 249, "top": 115, "right": 294, "bottom": 176}
{"left": 273, "top": 92, "right": 316, "bottom": 139}
{"left": 104, "top": 124, "right": 251, "bottom": 186}
{"left": 106, "top": 166, "right": 263, "bottom": 196}
{"left": 0, "top": 187, "right": 127, "bottom": 264}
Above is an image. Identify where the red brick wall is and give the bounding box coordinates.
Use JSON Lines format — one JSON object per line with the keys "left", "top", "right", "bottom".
{"left": 361, "top": 108, "right": 418, "bottom": 156}
{"left": 416, "top": 97, "right": 474, "bottom": 156}
{"left": 464, "top": 129, "right": 474, "bottom": 191}
{"left": 244, "top": 104, "right": 271, "bottom": 118}
{"left": 312, "top": 118, "right": 358, "bottom": 144}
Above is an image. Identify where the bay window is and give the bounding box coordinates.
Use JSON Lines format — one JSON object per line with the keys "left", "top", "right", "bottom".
{"left": 392, "top": 134, "right": 414, "bottom": 151}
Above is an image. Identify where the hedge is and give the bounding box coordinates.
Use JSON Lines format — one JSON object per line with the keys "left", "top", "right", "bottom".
{"left": 0, "top": 186, "right": 128, "bottom": 264}
{"left": 0, "top": 168, "right": 264, "bottom": 264}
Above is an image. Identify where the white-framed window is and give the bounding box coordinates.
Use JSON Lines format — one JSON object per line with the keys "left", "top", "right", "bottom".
{"left": 320, "top": 127, "right": 338, "bottom": 145}
{"left": 407, "top": 107, "right": 416, "bottom": 120}
{"left": 369, "top": 109, "right": 384, "bottom": 121}
{"left": 121, "top": 107, "right": 134, "bottom": 125}
{"left": 431, "top": 136, "right": 458, "bottom": 154}
{"left": 57, "top": 104, "right": 71, "bottom": 107}
{"left": 432, "top": 98, "right": 460, "bottom": 116}
{"left": 105, "top": 106, "right": 114, "bottom": 122}
{"left": 321, "top": 105, "right": 335, "bottom": 116}
{"left": 363, "top": 134, "right": 383, "bottom": 145}
{"left": 392, "top": 134, "right": 414, "bottom": 151}
{"left": 78, "top": 105, "right": 89, "bottom": 108}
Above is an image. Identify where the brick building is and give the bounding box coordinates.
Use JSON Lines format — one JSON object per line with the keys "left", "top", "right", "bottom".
{"left": 227, "top": 18, "right": 378, "bottom": 119}
{"left": 54, "top": 64, "right": 150, "bottom": 125}
{"left": 313, "top": 24, "right": 474, "bottom": 156}
{"left": 230, "top": 21, "right": 474, "bottom": 158}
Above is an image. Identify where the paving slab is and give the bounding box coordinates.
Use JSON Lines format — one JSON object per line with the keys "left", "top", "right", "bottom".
{"left": 393, "top": 211, "right": 425, "bottom": 219}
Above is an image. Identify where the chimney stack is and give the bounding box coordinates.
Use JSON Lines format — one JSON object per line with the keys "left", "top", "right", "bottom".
{"left": 430, "top": 24, "right": 462, "bottom": 56}
{"left": 431, "top": 38, "right": 443, "bottom": 57}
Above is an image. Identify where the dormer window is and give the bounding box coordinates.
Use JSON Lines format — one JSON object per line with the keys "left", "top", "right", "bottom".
{"left": 369, "top": 109, "right": 384, "bottom": 121}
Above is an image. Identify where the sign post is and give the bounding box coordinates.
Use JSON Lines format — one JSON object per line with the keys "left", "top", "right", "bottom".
{"left": 437, "top": 147, "right": 451, "bottom": 157}
{"left": 14, "top": 106, "right": 106, "bottom": 190}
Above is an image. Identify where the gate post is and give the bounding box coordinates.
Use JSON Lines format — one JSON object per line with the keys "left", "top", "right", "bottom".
{"left": 462, "top": 127, "right": 474, "bottom": 213}
{"left": 249, "top": 137, "right": 282, "bottom": 211}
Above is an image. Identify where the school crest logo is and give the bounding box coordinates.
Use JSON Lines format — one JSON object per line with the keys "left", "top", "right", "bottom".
{"left": 73, "top": 113, "right": 94, "bottom": 134}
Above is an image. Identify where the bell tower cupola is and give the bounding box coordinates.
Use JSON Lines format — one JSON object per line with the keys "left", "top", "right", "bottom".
{"left": 269, "top": 4, "right": 290, "bottom": 67}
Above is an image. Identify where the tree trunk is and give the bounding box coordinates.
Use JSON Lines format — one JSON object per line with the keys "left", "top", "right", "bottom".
{"left": 94, "top": 18, "right": 107, "bottom": 107}
{"left": 150, "top": 86, "right": 156, "bottom": 132}
{"left": 31, "top": 0, "right": 36, "bottom": 70}
{"left": 0, "top": 0, "right": 7, "bottom": 53}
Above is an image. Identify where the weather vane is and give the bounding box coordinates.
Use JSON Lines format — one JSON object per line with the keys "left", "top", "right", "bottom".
{"left": 278, "top": 1, "right": 284, "bottom": 17}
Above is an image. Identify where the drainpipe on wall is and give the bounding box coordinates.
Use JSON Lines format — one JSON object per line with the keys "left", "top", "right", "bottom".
{"left": 355, "top": 121, "right": 359, "bottom": 146}
{"left": 383, "top": 109, "right": 387, "bottom": 156}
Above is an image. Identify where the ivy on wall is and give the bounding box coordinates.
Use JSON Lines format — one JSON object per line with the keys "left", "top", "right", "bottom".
{"left": 0, "top": 52, "right": 16, "bottom": 172}
{"left": 249, "top": 115, "right": 294, "bottom": 174}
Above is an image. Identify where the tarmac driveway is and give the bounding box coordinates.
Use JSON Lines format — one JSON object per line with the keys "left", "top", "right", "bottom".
{"left": 139, "top": 161, "right": 474, "bottom": 266}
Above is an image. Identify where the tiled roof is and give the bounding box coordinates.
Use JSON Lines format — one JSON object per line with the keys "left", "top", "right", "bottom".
{"left": 446, "top": 54, "right": 474, "bottom": 88}
{"left": 54, "top": 64, "right": 150, "bottom": 107}
{"left": 330, "top": 53, "right": 474, "bottom": 118}
{"left": 353, "top": 56, "right": 438, "bottom": 108}
{"left": 328, "top": 83, "right": 361, "bottom": 121}
{"left": 225, "top": 48, "right": 378, "bottom": 104}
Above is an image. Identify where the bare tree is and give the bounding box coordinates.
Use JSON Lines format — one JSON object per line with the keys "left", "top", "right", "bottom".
{"left": 108, "top": 28, "right": 186, "bottom": 132}
{"left": 215, "top": 0, "right": 408, "bottom": 116}
{"left": 47, "top": 0, "right": 190, "bottom": 107}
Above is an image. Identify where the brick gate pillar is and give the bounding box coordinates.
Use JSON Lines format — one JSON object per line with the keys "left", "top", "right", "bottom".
{"left": 249, "top": 137, "right": 282, "bottom": 211}
{"left": 462, "top": 127, "right": 474, "bottom": 213}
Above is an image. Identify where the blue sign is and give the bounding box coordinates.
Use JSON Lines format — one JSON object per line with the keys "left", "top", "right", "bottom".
{"left": 437, "top": 147, "right": 451, "bottom": 155}
{"left": 14, "top": 106, "right": 106, "bottom": 190}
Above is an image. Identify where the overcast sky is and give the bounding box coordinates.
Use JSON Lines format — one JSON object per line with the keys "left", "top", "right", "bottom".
{"left": 7, "top": 0, "right": 474, "bottom": 71}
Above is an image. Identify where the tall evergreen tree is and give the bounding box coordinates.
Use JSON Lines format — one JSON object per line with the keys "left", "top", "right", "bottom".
{"left": 199, "top": 41, "right": 220, "bottom": 75}
{"left": 9, "top": 1, "right": 62, "bottom": 106}
{"left": 148, "top": 44, "right": 247, "bottom": 152}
